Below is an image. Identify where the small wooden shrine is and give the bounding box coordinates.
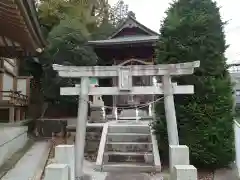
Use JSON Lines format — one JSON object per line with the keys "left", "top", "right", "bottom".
{"left": 88, "top": 12, "right": 159, "bottom": 109}
{"left": 0, "top": 0, "right": 46, "bottom": 122}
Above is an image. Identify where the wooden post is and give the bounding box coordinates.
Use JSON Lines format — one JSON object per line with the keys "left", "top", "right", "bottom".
{"left": 16, "top": 108, "right": 21, "bottom": 121}
{"left": 75, "top": 77, "right": 89, "bottom": 179}
{"left": 113, "top": 59, "right": 117, "bottom": 114}
{"left": 9, "top": 107, "right": 15, "bottom": 122}
{"left": 22, "top": 110, "right": 26, "bottom": 120}
{"left": 162, "top": 75, "right": 179, "bottom": 145}
{"left": 152, "top": 76, "right": 156, "bottom": 120}
{"left": 112, "top": 77, "right": 117, "bottom": 115}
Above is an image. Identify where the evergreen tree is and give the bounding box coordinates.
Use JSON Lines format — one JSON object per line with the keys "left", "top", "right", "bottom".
{"left": 40, "top": 16, "right": 97, "bottom": 101}
{"left": 154, "top": 0, "right": 234, "bottom": 168}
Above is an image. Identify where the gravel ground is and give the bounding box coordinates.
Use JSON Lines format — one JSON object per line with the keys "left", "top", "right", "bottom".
{"left": 198, "top": 170, "right": 214, "bottom": 180}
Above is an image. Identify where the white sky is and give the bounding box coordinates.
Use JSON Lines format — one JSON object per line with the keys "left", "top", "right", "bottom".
{"left": 109, "top": 0, "right": 240, "bottom": 64}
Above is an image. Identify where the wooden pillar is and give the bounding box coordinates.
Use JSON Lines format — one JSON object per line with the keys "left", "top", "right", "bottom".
{"left": 151, "top": 76, "right": 156, "bottom": 119}
{"left": 112, "top": 60, "right": 117, "bottom": 114}
{"left": 112, "top": 77, "right": 117, "bottom": 107}
{"left": 22, "top": 110, "right": 26, "bottom": 120}
{"left": 16, "top": 108, "right": 21, "bottom": 121}
{"left": 75, "top": 77, "right": 89, "bottom": 179}
{"left": 9, "top": 107, "right": 15, "bottom": 123}
{"left": 0, "top": 73, "right": 3, "bottom": 100}
{"left": 162, "top": 75, "right": 179, "bottom": 145}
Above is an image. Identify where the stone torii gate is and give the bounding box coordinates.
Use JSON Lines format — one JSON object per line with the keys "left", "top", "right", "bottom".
{"left": 52, "top": 60, "right": 200, "bottom": 179}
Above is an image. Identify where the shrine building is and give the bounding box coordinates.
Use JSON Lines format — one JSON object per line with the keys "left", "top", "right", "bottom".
{"left": 0, "top": 1, "right": 46, "bottom": 122}
{"left": 88, "top": 12, "right": 159, "bottom": 110}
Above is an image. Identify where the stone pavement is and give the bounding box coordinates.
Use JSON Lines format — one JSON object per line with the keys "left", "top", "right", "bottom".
{"left": 1, "top": 141, "right": 50, "bottom": 180}
{"left": 82, "top": 160, "right": 166, "bottom": 180}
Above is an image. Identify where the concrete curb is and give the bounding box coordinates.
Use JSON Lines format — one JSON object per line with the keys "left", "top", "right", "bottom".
{"left": 33, "top": 141, "right": 52, "bottom": 180}
{"left": 0, "top": 131, "right": 28, "bottom": 148}
{"left": 0, "top": 139, "right": 34, "bottom": 179}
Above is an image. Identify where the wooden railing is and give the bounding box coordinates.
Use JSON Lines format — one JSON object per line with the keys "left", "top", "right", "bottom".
{"left": 1, "top": 90, "right": 28, "bottom": 106}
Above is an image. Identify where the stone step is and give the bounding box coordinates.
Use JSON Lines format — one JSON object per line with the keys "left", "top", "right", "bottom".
{"left": 118, "top": 117, "right": 141, "bottom": 120}
{"left": 107, "top": 142, "right": 151, "bottom": 145}
{"left": 106, "top": 142, "right": 153, "bottom": 152}
{"left": 104, "top": 152, "right": 154, "bottom": 164}
{"left": 108, "top": 125, "right": 149, "bottom": 134}
{"left": 102, "top": 163, "right": 156, "bottom": 172}
{"left": 104, "top": 152, "right": 153, "bottom": 156}
{"left": 107, "top": 133, "right": 151, "bottom": 142}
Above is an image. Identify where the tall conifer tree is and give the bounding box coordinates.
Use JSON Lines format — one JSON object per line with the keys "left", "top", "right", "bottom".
{"left": 155, "top": 0, "right": 234, "bottom": 167}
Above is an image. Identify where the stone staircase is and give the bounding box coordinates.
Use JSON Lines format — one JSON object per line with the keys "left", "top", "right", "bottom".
{"left": 95, "top": 121, "right": 161, "bottom": 172}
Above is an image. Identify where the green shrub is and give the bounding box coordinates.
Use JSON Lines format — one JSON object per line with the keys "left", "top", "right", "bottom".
{"left": 154, "top": 0, "right": 235, "bottom": 168}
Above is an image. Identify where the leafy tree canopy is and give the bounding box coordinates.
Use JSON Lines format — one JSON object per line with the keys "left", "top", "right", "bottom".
{"left": 39, "top": 16, "right": 97, "bottom": 101}
{"left": 32, "top": 0, "right": 130, "bottom": 103}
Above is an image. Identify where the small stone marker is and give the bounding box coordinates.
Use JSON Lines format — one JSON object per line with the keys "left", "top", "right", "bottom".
{"left": 169, "top": 145, "right": 190, "bottom": 173}
{"left": 44, "top": 164, "right": 69, "bottom": 180}
{"left": 55, "top": 145, "right": 75, "bottom": 180}
{"left": 171, "top": 165, "right": 197, "bottom": 180}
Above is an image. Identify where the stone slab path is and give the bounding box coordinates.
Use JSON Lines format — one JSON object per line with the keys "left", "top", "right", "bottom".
{"left": 1, "top": 141, "right": 50, "bottom": 180}
{"left": 82, "top": 160, "right": 166, "bottom": 180}
{"left": 105, "top": 173, "right": 151, "bottom": 180}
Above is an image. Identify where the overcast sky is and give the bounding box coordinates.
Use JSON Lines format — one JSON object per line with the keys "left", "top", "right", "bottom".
{"left": 108, "top": 0, "right": 240, "bottom": 64}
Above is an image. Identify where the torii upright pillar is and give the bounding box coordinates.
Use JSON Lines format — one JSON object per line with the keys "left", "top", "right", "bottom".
{"left": 75, "top": 77, "right": 89, "bottom": 178}
{"left": 163, "top": 75, "right": 179, "bottom": 145}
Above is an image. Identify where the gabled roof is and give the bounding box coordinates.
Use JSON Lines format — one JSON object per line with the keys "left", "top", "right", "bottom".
{"left": 108, "top": 12, "right": 159, "bottom": 39}
{"left": 88, "top": 12, "right": 159, "bottom": 46}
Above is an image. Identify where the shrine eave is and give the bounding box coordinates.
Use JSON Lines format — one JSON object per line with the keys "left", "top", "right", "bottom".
{"left": 88, "top": 35, "right": 158, "bottom": 46}
{"left": 0, "top": 0, "right": 46, "bottom": 56}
